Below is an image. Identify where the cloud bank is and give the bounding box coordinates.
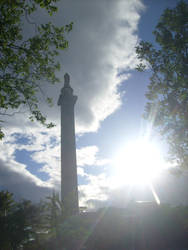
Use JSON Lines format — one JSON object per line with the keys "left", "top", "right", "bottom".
{"left": 1, "top": 0, "right": 145, "bottom": 204}
{"left": 4, "top": 0, "right": 144, "bottom": 134}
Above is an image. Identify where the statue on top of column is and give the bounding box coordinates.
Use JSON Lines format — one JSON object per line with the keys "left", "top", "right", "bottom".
{"left": 64, "top": 73, "right": 70, "bottom": 87}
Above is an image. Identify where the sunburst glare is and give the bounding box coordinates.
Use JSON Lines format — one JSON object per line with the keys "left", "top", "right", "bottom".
{"left": 111, "top": 139, "right": 167, "bottom": 188}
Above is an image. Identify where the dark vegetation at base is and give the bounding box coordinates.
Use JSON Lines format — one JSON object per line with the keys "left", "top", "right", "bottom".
{"left": 1, "top": 191, "right": 188, "bottom": 250}
{"left": 86, "top": 205, "right": 188, "bottom": 250}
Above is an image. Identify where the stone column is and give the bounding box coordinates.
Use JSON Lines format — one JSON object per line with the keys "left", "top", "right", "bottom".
{"left": 58, "top": 73, "right": 78, "bottom": 214}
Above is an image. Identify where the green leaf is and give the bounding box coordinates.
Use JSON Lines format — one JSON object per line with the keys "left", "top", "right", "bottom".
{"left": 0, "top": 0, "right": 72, "bottom": 139}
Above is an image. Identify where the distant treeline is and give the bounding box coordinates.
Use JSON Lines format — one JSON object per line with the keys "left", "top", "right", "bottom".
{"left": 1, "top": 191, "right": 188, "bottom": 250}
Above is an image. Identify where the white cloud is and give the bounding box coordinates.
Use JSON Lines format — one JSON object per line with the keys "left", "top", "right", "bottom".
{"left": 0, "top": 0, "right": 145, "bottom": 203}
{"left": 2, "top": 131, "right": 188, "bottom": 207}
{"left": 0, "top": 138, "right": 52, "bottom": 202}
{"left": 79, "top": 173, "right": 110, "bottom": 208}
{"left": 77, "top": 146, "right": 110, "bottom": 167}
{"left": 59, "top": 0, "right": 144, "bottom": 133}
{"left": 0, "top": 159, "right": 52, "bottom": 202}
{"left": 77, "top": 167, "right": 87, "bottom": 177}
{"left": 2, "top": 0, "right": 144, "bottom": 134}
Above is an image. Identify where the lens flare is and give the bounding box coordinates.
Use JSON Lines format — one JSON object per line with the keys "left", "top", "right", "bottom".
{"left": 111, "top": 140, "right": 166, "bottom": 187}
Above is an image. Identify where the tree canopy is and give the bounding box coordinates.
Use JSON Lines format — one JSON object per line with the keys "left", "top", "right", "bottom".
{"left": 136, "top": 1, "right": 188, "bottom": 169}
{"left": 0, "top": 0, "right": 73, "bottom": 139}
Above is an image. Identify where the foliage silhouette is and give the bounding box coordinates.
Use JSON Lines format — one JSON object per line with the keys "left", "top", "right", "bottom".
{"left": 0, "top": 191, "right": 89, "bottom": 249}
{"left": 0, "top": 0, "right": 73, "bottom": 139}
{"left": 136, "top": 1, "right": 188, "bottom": 169}
{"left": 0, "top": 191, "right": 43, "bottom": 249}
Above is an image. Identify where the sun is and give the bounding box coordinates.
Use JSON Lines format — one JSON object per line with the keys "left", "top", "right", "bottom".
{"left": 111, "top": 139, "right": 167, "bottom": 187}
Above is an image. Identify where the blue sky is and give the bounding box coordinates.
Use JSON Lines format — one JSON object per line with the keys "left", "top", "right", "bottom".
{"left": 1, "top": 0, "right": 187, "bottom": 207}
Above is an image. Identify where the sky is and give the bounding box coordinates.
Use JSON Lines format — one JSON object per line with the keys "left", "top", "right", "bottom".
{"left": 1, "top": 0, "right": 188, "bottom": 208}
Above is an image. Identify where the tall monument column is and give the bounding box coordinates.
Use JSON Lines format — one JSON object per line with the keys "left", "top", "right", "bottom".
{"left": 58, "top": 73, "right": 79, "bottom": 214}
